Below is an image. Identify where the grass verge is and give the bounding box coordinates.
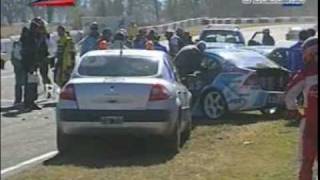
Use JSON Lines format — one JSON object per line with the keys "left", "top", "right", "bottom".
{"left": 8, "top": 112, "right": 300, "bottom": 180}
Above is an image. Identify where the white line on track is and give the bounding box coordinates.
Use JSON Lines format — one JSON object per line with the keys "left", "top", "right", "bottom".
{"left": 1, "top": 151, "right": 58, "bottom": 176}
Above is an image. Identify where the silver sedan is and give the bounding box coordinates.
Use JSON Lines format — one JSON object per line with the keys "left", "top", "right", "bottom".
{"left": 56, "top": 50, "right": 192, "bottom": 153}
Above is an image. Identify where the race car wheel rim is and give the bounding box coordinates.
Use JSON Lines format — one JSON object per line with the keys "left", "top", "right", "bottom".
{"left": 203, "top": 91, "right": 226, "bottom": 119}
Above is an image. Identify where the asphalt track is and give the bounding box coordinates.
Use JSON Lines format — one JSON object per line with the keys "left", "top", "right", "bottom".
{"left": 0, "top": 23, "right": 315, "bottom": 178}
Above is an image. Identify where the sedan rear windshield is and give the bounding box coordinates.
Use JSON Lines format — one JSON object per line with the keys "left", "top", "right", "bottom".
{"left": 200, "top": 30, "right": 245, "bottom": 44}
{"left": 78, "top": 56, "right": 159, "bottom": 77}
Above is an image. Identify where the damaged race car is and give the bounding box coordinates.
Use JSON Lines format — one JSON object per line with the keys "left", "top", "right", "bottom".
{"left": 243, "top": 41, "right": 296, "bottom": 70}
{"left": 184, "top": 48, "right": 290, "bottom": 120}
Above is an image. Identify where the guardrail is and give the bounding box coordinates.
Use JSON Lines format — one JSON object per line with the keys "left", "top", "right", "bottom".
{"left": 140, "top": 16, "right": 317, "bottom": 34}
{"left": 1, "top": 16, "right": 317, "bottom": 57}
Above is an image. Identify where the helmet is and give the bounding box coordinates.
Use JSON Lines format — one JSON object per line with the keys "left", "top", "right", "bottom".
{"left": 196, "top": 41, "right": 207, "bottom": 53}
{"left": 302, "top": 37, "right": 318, "bottom": 64}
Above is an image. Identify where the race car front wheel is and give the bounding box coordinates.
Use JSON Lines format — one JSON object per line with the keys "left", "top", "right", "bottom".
{"left": 260, "top": 107, "right": 285, "bottom": 119}
{"left": 201, "top": 90, "right": 227, "bottom": 120}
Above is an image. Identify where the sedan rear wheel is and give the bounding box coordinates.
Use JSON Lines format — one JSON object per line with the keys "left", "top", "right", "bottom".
{"left": 57, "top": 128, "right": 73, "bottom": 154}
{"left": 202, "top": 90, "right": 227, "bottom": 120}
{"left": 167, "top": 123, "right": 181, "bottom": 154}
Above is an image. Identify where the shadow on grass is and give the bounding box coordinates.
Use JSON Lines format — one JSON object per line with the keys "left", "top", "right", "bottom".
{"left": 193, "top": 111, "right": 282, "bottom": 127}
{"left": 43, "top": 136, "right": 176, "bottom": 169}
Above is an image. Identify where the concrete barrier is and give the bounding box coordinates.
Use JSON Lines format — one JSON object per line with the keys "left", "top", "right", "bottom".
{"left": 1, "top": 16, "right": 317, "bottom": 56}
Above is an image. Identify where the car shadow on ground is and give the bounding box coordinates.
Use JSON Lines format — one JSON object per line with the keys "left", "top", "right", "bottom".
{"left": 192, "top": 111, "right": 282, "bottom": 127}
{"left": 43, "top": 136, "right": 176, "bottom": 169}
{"left": 42, "top": 112, "right": 285, "bottom": 169}
{"left": 1, "top": 105, "right": 31, "bottom": 117}
{"left": 1, "top": 101, "right": 56, "bottom": 117}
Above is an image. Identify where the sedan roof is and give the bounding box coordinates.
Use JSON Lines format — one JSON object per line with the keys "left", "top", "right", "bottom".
{"left": 203, "top": 24, "right": 240, "bottom": 31}
{"left": 82, "top": 49, "right": 166, "bottom": 60}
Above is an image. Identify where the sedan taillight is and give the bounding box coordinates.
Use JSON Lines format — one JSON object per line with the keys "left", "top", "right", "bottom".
{"left": 60, "top": 84, "right": 76, "bottom": 101}
{"left": 149, "top": 84, "right": 170, "bottom": 101}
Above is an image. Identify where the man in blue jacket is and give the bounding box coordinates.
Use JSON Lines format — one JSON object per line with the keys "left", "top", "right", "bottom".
{"left": 153, "top": 35, "right": 168, "bottom": 53}
{"left": 288, "top": 30, "right": 310, "bottom": 76}
{"left": 80, "top": 22, "right": 100, "bottom": 56}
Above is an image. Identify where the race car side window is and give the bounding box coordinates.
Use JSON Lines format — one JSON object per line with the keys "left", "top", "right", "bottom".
{"left": 165, "top": 55, "right": 182, "bottom": 82}
{"left": 162, "top": 55, "right": 179, "bottom": 83}
{"left": 268, "top": 48, "right": 289, "bottom": 68}
{"left": 202, "top": 55, "right": 222, "bottom": 72}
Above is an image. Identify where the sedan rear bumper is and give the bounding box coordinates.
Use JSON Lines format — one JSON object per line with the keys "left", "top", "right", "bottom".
{"left": 59, "top": 121, "right": 175, "bottom": 136}
{"left": 57, "top": 109, "right": 178, "bottom": 136}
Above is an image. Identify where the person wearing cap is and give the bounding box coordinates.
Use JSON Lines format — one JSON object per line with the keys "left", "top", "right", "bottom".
{"left": 174, "top": 41, "right": 206, "bottom": 79}
{"left": 55, "top": 25, "right": 75, "bottom": 87}
{"left": 109, "top": 31, "right": 129, "bottom": 49}
{"left": 21, "top": 18, "right": 49, "bottom": 110}
{"left": 284, "top": 37, "right": 318, "bottom": 180}
{"left": 262, "top": 28, "right": 275, "bottom": 46}
{"left": 80, "top": 22, "right": 100, "bottom": 56}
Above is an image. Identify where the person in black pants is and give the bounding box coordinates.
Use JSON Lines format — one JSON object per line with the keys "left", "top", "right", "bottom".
{"left": 21, "top": 18, "right": 49, "bottom": 110}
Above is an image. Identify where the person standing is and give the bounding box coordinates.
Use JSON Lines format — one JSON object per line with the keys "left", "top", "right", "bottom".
{"left": 11, "top": 28, "right": 28, "bottom": 105}
{"left": 133, "top": 29, "right": 147, "bottom": 49}
{"left": 128, "top": 22, "right": 138, "bottom": 41}
{"left": 153, "top": 35, "right": 168, "bottom": 53}
{"left": 80, "top": 22, "right": 100, "bottom": 56}
{"left": 288, "top": 30, "right": 310, "bottom": 75}
{"left": 174, "top": 41, "right": 206, "bottom": 78}
{"left": 262, "top": 28, "right": 275, "bottom": 46}
{"left": 285, "top": 37, "right": 318, "bottom": 180}
{"left": 21, "top": 19, "right": 48, "bottom": 110}
{"left": 145, "top": 40, "right": 154, "bottom": 50}
{"left": 55, "top": 26, "right": 76, "bottom": 88}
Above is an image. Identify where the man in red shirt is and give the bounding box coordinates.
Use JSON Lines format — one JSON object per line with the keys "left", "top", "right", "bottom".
{"left": 285, "top": 37, "right": 318, "bottom": 180}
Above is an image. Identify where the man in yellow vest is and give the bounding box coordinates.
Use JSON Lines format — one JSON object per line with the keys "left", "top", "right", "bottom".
{"left": 55, "top": 26, "right": 75, "bottom": 87}
{"left": 128, "top": 22, "right": 138, "bottom": 41}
